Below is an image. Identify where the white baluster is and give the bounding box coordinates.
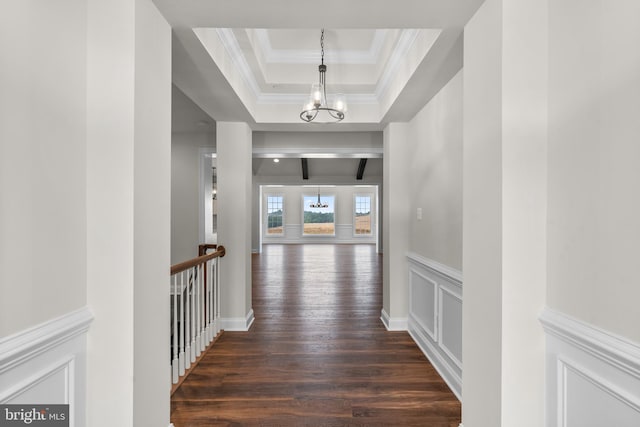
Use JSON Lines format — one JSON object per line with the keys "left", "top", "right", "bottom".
{"left": 190, "top": 267, "right": 197, "bottom": 363}
{"left": 208, "top": 259, "right": 213, "bottom": 342}
{"left": 194, "top": 265, "right": 200, "bottom": 356}
{"left": 204, "top": 259, "right": 210, "bottom": 343}
{"left": 214, "top": 259, "right": 219, "bottom": 335}
{"left": 185, "top": 271, "right": 192, "bottom": 368}
{"left": 216, "top": 257, "right": 221, "bottom": 335}
{"left": 178, "top": 272, "right": 185, "bottom": 376}
{"left": 172, "top": 275, "right": 178, "bottom": 384}
{"left": 200, "top": 262, "right": 207, "bottom": 351}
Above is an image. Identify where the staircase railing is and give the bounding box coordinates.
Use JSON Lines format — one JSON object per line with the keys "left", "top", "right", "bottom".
{"left": 170, "top": 245, "right": 225, "bottom": 388}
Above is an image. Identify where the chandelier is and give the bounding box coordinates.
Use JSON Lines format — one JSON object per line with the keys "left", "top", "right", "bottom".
{"left": 309, "top": 188, "right": 329, "bottom": 208}
{"left": 300, "top": 29, "right": 347, "bottom": 123}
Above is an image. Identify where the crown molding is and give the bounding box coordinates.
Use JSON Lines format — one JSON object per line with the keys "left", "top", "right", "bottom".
{"left": 215, "top": 28, "right": 262, "bottom": 99}
{"left": 375, "top": 29, "right": 421, "bottom": 100}
{"left": 211, "top": 28, "right": 434, "bottom": 113}
{"left": 253, "top": 29, "right": 388, "bottom": 65}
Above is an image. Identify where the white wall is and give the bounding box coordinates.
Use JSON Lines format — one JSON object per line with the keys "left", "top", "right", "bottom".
{"left": 132, "top": 0, "right": 172, "bottom": 425}
{"left": 86, "top": 0, "right": 136, "bottom": 424}
{"left": 462, "top": 1, "right": 504, "bottom": 425}
{"left": 406, "top": 71, "right": 463, "bottom": 270}
{"left": 217, "top": 122, "right": 254, "bottom": 330}
{"left": 547, "top": 0, "right": 640, "bottom": 344}
{"left": 2, "top": 1, "right": 172, "bottom": 426}
{"left": 402, "top": 70, "right": 464, "bottom": 401}
{"left": 543, "top": 3, "right": 640, "bottom": 423}
{"left": 86, "top": 0, "right": 171, "bottom": 426}
{"left": 500, "top": 0, "right": 548, "bottom": 425}
{"left": 0, "top": 2, "right": 91, "bottom": 423}
{"left": 260, "top": 185, "right": 377, "bottom": 246}
{"left": 382, "top": 123, "right": 411, "bottom": 329}
{"left": 0, "top": 0, "right": 88, "bottom": 337}
{"left": 171, "top": 132, "right": 215, "bottom": 264}
{"left": 463, "top": 1, "right": 550, "bottom": 425}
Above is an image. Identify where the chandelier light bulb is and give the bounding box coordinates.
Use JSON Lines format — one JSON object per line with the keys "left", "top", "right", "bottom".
{"left": 311, "top": 83, "right": 324, "bottom": 107}
{"left": 333, "top": 94, "right": 347, "bottom": 113}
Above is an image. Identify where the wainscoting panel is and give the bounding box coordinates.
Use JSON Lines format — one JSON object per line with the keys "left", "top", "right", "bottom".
{"left": 540, "top": 308, "right": 640, "bottom": 427}
{"left": 407, "top": 253, "right": 462, "bottom": 400}
{"left": 0, "top": 307, "right": 92, "bottom": 426}
{"left": 409, "top": 269, "right": 437, "bottom": 341}
{"left": 438, "top": 287, "right": 463, "bottom": 369}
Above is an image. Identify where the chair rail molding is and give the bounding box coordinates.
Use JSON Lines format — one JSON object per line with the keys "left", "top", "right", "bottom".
{"left": 406, "top": 252, "right": 463, "bottom": 284}
{"left": 0, "top": 307, "right": 93, "bottom": 375}
{"left": 540, "top": 307, "right": 640, "bottom": 427}
{"left": 0, "top": 306, "right": 92, "bottom": 425}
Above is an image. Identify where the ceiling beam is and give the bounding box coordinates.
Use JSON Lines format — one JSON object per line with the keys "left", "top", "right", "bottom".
{"left": 356, "top": 158, "right": 367, "bottom": 180}
{"left": 301, "top": 158, "right": 309, "bottom": 180}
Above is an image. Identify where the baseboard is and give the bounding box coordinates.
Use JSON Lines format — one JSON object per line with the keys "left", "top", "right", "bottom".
{"left": 221, "top": 309, "right": 255, "bottom": 331}
{"left": 379, "top": 309, "right": 407, "bottom": 331}
{"left": 540, "top": 307, "right": 640, "bottom": 426}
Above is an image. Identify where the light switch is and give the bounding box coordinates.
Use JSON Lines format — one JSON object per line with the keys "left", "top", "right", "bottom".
{"left": 417, "top": 208, "right": 422, "bottom": 221}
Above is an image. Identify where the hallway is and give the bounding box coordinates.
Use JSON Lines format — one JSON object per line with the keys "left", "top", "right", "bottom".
{"left": 170, "top": 244, "right": 461, "bottom": 426}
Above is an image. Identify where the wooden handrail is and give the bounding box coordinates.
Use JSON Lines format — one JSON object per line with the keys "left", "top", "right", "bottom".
{"left": 198, "top": 244, "right": 218, "bottom": 256}
{"left": 170, "top": 245, "right": 226, "bottom": 275}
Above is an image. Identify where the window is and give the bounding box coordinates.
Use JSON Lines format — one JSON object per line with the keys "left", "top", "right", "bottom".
{"left": 266, "top": 195, "right": 284, "bottom": 235}
{"left": 303, "top": 194, "right": 335, "bottom": 235}
{"left": 354, "top": 195, "right": 372, "bottom": 235}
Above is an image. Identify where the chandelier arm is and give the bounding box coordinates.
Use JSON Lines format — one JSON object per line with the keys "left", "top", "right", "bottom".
{"left": 326, "top": 109, "right": 344, "bottom": 120}
{"left": 299, "top": 108, "right": 320, "bottom": 122}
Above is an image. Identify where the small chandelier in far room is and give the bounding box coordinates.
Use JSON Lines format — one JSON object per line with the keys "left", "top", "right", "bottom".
{"left": 300, "top": 29, "right": 347, "bottom": 123}
{"left": 309, "top": 188, "right": 329, "bottom": 208}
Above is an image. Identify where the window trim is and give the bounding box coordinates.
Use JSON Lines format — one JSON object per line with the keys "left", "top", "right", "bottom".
{"left": 265, "top": 193, "right": 285, "bottom": 237}
{"left": 302, "top": 192, "right": 336, "bottom": 237}
{"left": 353, "top": 193, "right": 374, "bottom": 237}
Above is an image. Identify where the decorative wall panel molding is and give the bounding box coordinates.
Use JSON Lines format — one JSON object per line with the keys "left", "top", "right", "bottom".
{"left": 540, "top": 307, "right": 640, "bottom": 427}
{"left": 0, "top": 307, "right": 92, "bottom": 374}
{"left": 406, "top": 253, "right": 462, "bottom": 400}
{"left": 0, "top": 307, "right": 93, "bottom": 426}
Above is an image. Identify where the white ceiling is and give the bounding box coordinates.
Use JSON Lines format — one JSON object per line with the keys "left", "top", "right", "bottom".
{"left": 156, "top": 0, "right": 484, "bottom": 133}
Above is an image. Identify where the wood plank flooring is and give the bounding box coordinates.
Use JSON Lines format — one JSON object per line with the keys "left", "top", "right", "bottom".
{"left": 171, "top": 244, "right": 461, "bottom": 427}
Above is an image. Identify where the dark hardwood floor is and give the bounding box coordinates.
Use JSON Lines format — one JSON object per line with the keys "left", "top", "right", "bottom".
{"left": 171, "top": 244, "right": 461, "bottom": 427}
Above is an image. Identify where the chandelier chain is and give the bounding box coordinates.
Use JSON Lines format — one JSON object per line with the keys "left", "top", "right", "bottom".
{"left": 320, "top": 28, "right": 325, "bottom": 65}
